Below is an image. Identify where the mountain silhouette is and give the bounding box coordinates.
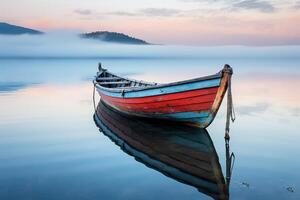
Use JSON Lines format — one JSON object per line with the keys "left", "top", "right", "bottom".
{"left": 0, "top": 22, "right": 43, "bottom": 35}
{"left": 80, "top": 31, "right": 150, "bottom": 45}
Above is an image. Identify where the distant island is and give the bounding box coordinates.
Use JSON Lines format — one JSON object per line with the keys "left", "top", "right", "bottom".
{"left": 0, "top": 22, "right": 43, "bottom": 35}
{"left": 80, "top": 31, "right": 150, "bottom": 45}
{"left": 0, "top": 22, "right": 150, "bottom": 45}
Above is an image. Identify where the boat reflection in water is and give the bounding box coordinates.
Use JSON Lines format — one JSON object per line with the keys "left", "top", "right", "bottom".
{"left": 93, "top": 100, "right": 234, "bottom": 200}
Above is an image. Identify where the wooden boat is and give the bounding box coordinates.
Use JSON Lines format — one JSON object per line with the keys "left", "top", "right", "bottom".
{"left": 93, "top": 101, "right": 232, "bottom": 200}
{"left": 93, "top": 64, "right": 233, "bottom": 128}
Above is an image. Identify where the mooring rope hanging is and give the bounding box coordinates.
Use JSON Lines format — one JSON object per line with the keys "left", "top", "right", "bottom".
{"left": 225, "top": 138, "right": 235, "bottom": 187}
{"left": 93, "top": 81, "right": 101, "bottom": 121}
{"left": 224, "top": 65, "right": 236, "bottom": 139}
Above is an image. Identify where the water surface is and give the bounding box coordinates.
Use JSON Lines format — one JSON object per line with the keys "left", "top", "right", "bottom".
{"left": 0, "top": 57, "right": 299, "bottom": 200}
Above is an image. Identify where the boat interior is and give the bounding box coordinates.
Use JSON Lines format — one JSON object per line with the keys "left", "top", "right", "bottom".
{"left": 96, "top": 70, "right": 155, "bottom": 89}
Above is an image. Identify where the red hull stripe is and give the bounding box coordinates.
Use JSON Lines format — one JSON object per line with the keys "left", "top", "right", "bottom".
{"left": 102, "top": 94, "right": 215, "bottom": 112}
{"left": 106, "top": 101, "right": 213, "bottom": 114}
{"left": 100, "top": 88, "right": 218, "bottom": 114}
{"left": 101, "top": 87, "right": 219, "bottom": 104}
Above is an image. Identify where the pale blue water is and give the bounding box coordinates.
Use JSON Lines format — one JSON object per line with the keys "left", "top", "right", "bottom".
{"left": 0, "top": 57, "right": 299, "bottom": 200}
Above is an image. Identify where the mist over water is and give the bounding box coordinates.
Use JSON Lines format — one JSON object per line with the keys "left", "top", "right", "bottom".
{"left": 1, "top": 32, "right": 300, "bottom": 59}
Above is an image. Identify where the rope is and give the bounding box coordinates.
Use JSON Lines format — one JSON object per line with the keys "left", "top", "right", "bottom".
{"left": 224, "top": 65, "right": 235, "bottom": 139}
{"left": 93, "top": 81, "right": 100, "bottom": 120}
{"left": 223, "top": 65, "right": 235, "bottom": 190}
{"left": 225, "top": 138, "right": 235, "bottom": 186}
{"left": 93, "top": 81, "right": 96, "bottom": 111}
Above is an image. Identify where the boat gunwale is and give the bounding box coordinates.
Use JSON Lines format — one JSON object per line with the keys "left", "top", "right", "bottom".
{"left": 94, "top": 70, "right": 223, "bottom": 94}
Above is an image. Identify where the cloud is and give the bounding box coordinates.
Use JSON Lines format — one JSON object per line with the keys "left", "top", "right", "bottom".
{"left": 108, "top": 8, "right": 182, "bottom": 17}
{"left": 108, "top": 11, "right": 138, "bottom": 16}
{"left": 181, "top": 0, "right": 276, "bottom": 13}
{"left": 139, "top": 8, "right": 181, "bottom": 17}
{"left": 232, "top": 0, "right": 275, "bottom": 13}
{"left": 74, "top": 9, "right": 92, "bottom": 15}
{"left": 181, "top": 0, "right": 213, "bottom": 2}
{"left": 237, "top": 102, "right": 269, "bottom": 115}
{"left": 292, "top": 1, "right": 300, "bottom": 9}
{"left": 290, "top": 107, "right": 300, "bottom": 117}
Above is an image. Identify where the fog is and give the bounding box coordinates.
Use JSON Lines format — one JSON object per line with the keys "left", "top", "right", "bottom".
{"left": 0, "top": 32, "right": 300, "bottom": 59}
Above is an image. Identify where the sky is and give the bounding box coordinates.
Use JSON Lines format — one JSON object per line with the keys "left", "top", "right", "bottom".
{"left": 1, "top": 0, "right": 300, "bottom": 45}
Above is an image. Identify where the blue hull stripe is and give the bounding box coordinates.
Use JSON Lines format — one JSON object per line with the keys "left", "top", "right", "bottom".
{"left": 127, "top": 111, "right": 212, "bottom": 125}
{"left": 159, "top": 111, "right": 210, "bottom": 119}
{"left": 159, "top": 112, "right": 212, "bottom": 125}
{"left": 97, "top": 78, "right": 221, "bottom": 98}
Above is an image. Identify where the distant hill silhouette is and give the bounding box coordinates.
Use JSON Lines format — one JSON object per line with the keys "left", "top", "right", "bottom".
{"left": 80, "top": 31, "right": 149, "bottom": 45}
{"left": 0, "top": 22, "right": 43, "bottom": 35}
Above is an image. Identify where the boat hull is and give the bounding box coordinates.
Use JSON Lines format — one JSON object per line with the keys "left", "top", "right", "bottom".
{"left": 95, "top": 71, "right": 228, "bottom": 128}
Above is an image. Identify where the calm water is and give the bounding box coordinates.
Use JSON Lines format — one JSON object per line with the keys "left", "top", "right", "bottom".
{"left": 0, "top": 57, "right": 299, "bottom": 200}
